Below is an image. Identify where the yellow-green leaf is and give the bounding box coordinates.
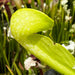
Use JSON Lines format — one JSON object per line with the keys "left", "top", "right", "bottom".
{"left": 10, "top": 8, "right": 75, "bottom": 75}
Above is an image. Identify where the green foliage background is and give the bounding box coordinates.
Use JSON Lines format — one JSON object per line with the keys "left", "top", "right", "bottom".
{"left": 0, "top": 0, "right": 75, "bottom": 75}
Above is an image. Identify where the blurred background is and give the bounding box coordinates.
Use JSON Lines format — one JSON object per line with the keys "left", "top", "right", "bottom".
{"left": 0, "top": 0, "right": 75, "bottom": 75}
